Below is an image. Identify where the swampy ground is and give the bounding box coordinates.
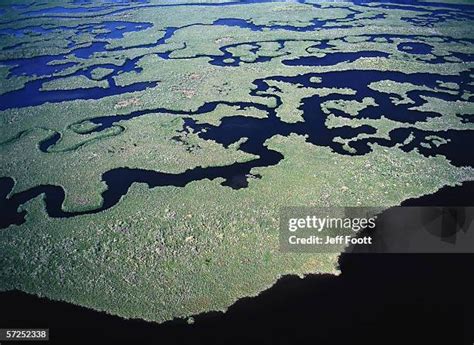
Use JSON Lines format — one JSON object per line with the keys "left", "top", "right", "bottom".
{"left": 0, "top": 0, "right": 473, "bottom": 324}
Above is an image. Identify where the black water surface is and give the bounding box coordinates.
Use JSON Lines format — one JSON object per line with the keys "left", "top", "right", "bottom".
{"left": 0, "top": 80, "right": 157, "bottom": 110}
{"left": 282, "top": 51, "right": 390, "bottom": 66}
{"left": 397, "top": 42, "right": 433, "bottom": 55}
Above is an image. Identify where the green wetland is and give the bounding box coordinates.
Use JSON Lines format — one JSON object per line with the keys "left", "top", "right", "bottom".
{"left": 0, "top": 0, "right": 473, "bottom": 323}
